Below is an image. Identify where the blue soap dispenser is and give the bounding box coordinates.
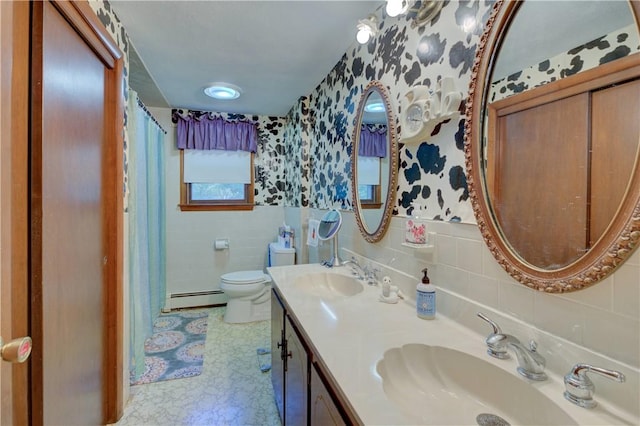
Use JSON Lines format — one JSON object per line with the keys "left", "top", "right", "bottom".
{"left": 416, "top": 268, "right": 435, "bottom": 319}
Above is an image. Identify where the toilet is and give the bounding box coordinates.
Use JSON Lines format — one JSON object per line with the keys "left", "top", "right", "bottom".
{"left": 220, "top": 243, "right": 295, "bottom": 323}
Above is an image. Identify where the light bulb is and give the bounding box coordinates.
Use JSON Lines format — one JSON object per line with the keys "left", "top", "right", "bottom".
{"left": 356, "top": 15, "right": 377, "bottom": 45}
{"left": 356, "top": 27, "right": 371, "bottom": 44}
{"left": 386, "top": 0, "right": 406, "bottom": 17}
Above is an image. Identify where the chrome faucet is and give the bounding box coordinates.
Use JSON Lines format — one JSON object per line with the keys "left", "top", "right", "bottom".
{"left": 340, "top": 257, "right": 380, "bottom": 285}
{"left": 477, "top": 312, "right": 547, "bottom": 381}
{"left": 564, "top": 363, "right": 625, "bottom": 408}
{"left": 341, "top": 257, "right": 367, "bottom": 278}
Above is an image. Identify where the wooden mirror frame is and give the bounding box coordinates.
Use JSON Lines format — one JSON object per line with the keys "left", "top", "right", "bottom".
{"left": 464, "top": 0, "right": 640, "bottom": 292}
{"left": 352, "top": 81, "right": 399, "bottom": 243}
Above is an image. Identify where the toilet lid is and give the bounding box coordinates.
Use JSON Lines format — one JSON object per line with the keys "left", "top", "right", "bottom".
{"left": 221, "top": 270, "right": 269, "bottom": 285}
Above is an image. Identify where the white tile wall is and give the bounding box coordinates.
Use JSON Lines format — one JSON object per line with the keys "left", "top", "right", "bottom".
{"left": 302, "top": 208, "right": 639, "bottom": 373}
{"left": 150, "top": 108, "right": 287, "bottom": 301}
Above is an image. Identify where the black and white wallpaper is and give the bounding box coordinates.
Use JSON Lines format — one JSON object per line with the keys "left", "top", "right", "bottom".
{"left": 491, "top": 23, "right": 640, "bottom": 103}
{"left": 94, "top": 0, "right": 638, "bottom": 223}
{"left": 284, "top": 1, "right": 494, "bottom": 223}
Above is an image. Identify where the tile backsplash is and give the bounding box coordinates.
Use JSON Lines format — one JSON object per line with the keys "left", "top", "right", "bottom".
{"left": 330, "top": 212, "right": 640, "bottom": 418}
{"left": 340, "top": 213, "right": 640, "bottom": 368}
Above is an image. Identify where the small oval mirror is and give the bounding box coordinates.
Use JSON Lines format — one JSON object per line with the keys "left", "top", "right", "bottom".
{"left": 318, "top": 209, "right": 342, "bottom": 240}
{"left": 352, "top": 81, "right": 399, "bottom": 243}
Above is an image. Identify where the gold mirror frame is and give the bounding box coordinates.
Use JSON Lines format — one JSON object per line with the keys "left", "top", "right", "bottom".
{"left": 352, "top": 81, "right": 399, "bottom": 243}
{"left": 464, "top": 0, "right": 640, "bottom": 292}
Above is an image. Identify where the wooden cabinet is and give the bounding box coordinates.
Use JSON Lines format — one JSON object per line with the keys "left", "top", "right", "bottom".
{"left": 310, "top": 363, "right": 346, "bottom": 426}
{"left": 271, "top": 289, "right": 309, "bottom": 426}
{"left": 284, "top": 316, "right": 308, "bottom": 426}
{"left": 271, "top": 291, "right": 286, "bottom": 420}
{"left": 271, "top": 288, "right": 354, "bottom": 425}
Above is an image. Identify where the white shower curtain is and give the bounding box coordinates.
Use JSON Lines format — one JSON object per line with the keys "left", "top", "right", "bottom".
{"left": 127, "top": 90, "right": 166, "bottom": 381}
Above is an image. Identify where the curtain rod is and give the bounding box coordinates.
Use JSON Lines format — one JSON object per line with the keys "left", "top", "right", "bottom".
{"left": 136, "top": 97, "right": 167, "bottom": 134}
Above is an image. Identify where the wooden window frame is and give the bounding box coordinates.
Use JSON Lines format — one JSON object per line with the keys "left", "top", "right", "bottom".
{"left": 359, "top": 184, "right": 382, "bottom": 209}
{"left": 179, "top": 150, "right": 254, "bottom": 211}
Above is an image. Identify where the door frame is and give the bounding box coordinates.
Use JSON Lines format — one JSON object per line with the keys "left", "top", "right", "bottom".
{"left": 1, "top": 1, "right": 124, "bottom": 423}
{"left": 1, "top": 1, "right": 31, "bottom": 424}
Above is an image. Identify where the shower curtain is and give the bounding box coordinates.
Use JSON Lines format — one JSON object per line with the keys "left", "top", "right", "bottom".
{"left": 127, "top": 90, "right": 167, "bottom": 381}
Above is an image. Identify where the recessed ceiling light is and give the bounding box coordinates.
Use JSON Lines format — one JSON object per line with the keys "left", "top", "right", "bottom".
{"left": 365, "top": 102, "right": 385, "bottom": 113}
{"left": 204, "top": 82, "right": 242, "bottom": 100}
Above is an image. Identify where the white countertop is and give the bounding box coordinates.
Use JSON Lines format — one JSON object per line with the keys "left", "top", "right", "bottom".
{"left": 268, "top": 263, "right": 637, "bottom": 426}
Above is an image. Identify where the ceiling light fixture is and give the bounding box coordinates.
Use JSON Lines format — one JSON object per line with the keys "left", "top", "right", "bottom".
{"left": 204, "top": 82, "right": 242, "bottom": 100}
{"left": 384, "top": 0, "right": 443, "bottom": 28}
{"left": 356, "top": 14, "right": 378, "bottom": 44}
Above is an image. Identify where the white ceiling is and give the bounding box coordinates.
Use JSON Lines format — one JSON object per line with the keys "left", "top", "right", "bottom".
{"left": 109, "top": 0, "right": 383, "bottom": 116}
{"left": 110, "top": 1, "right": 636, "bottom": 116}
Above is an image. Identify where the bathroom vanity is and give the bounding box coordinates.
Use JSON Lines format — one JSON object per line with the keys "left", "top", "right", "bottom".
{"left": 271, "top": 284, "right": 356, "bottom": 425}
{"left": 268, "top": 263, "right": 638, "bottom": 426}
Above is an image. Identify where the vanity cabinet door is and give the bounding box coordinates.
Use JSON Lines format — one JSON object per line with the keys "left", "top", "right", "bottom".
{"left": 285, "top": 315, "right": 309, "bottom": 426}
{"left": 271, "top": 290, "right": 285, "bottom": 421}
{"left": 310, "top": 363, "right": 346, "bottom": 426}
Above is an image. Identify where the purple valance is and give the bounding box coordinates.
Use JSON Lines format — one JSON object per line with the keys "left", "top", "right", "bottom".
{"left": 358, "top": 124, "right": 387, "bottom": 158}
{"left": 175, "top": 114, "right": 257, "bottom": 152}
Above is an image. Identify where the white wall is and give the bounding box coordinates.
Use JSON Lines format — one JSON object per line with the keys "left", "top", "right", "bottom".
{"left": 151, "top": 107, "right": 287, "bottom": 308}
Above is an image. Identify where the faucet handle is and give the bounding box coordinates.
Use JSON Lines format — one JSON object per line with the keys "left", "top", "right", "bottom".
{"left": 477, "top": 312, "right": 509, "bottom": 359}
{"left": 366, "top": 266, "right": 381, "bottom": 285}
{"left": 564, "top": 363, "right": 626, "bottom": 409}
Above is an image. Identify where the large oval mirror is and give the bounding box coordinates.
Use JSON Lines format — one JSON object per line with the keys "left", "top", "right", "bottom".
{"left": 352, "top": 81, "right": 398, "bottom": 243}
{"left": 465, "top": 0, "right": 640, "bottom": 292}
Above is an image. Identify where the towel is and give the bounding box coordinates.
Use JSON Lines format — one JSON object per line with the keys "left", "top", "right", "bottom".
{"left": 307, "top": 219, "right": 320, "bottom": 247}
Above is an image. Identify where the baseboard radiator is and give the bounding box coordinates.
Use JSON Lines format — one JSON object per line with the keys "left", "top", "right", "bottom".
{"left": 165, "top": 290, "right": 227, "bottom": 311}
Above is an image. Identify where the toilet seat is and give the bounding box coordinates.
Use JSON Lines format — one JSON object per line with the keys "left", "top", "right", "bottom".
{"left": 221, "top": 270, "right": 270, "bottom": 285}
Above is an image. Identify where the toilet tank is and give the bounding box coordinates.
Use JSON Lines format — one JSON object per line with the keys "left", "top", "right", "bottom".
{"left": 269, "top": 242, "right": 295, "bottom": 266}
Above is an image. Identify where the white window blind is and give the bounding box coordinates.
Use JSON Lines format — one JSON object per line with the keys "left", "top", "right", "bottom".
{"left": 357, "top": 156, "right": 380, "bottom": 185}
{"left": 183, "top": 150, "right": 251, "bottom": 184}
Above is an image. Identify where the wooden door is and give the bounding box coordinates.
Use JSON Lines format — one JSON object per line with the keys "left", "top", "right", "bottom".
{"left": 590, "top": 79, "right": 640, "bottom": 245}
{"left": 493, "top": 93, "right": 590, "bottom": 268}
{"left": 0, "top": 1, "right": 123, "bottom": 424}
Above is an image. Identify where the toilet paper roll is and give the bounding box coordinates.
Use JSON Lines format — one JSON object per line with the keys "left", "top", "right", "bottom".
{"left": 214, "top": 239, "right": 229, "bottom": 250}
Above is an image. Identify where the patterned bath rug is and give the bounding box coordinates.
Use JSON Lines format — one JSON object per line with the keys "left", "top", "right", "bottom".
{"left": 131, "top": 309, "right": 209, "bottom": 385}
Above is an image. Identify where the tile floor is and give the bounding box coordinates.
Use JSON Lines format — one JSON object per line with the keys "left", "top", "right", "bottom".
{"left": 114, "top": 307, "right": 282, "bottom": 426}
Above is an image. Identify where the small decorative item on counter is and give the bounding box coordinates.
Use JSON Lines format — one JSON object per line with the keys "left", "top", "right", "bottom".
{"left": 405, "top": 203, "right": 427, "bottom": 245}
{"left": 379, "top": 276, "right": 405, "bottom": 304}
{"left": 416, "top": 268, "right": 435, "bottom": 319}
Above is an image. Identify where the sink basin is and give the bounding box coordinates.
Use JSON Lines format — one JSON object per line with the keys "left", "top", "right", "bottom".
{"left": 293, "top": 272, "right": 364, "bottom": 298}
{"left": 376, "top": 344, "right": 576, "bottom": 425}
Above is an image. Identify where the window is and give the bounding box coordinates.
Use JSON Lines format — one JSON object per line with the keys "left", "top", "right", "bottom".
{"left": 357, "top": 156, "right": 382, "bottom": 208}
{"left": 180, "top": 149, "right": 254, "bottom": 211}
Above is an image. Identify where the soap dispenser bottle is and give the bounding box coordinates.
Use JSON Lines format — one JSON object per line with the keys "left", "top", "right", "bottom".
{"left": 416, "top": 268, "right": 435, "bottom": 319}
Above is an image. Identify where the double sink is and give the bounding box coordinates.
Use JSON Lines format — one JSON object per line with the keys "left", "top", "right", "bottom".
{"left": 270, "top": 264, "right": 636, "bottom": 425}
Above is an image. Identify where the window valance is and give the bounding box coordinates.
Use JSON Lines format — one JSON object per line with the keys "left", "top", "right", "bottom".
{"left": 174, "top": 110, "right": 257, "bottom": 152}
{"left": 358, "top": 124, "right": 387, "bottom": 158}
